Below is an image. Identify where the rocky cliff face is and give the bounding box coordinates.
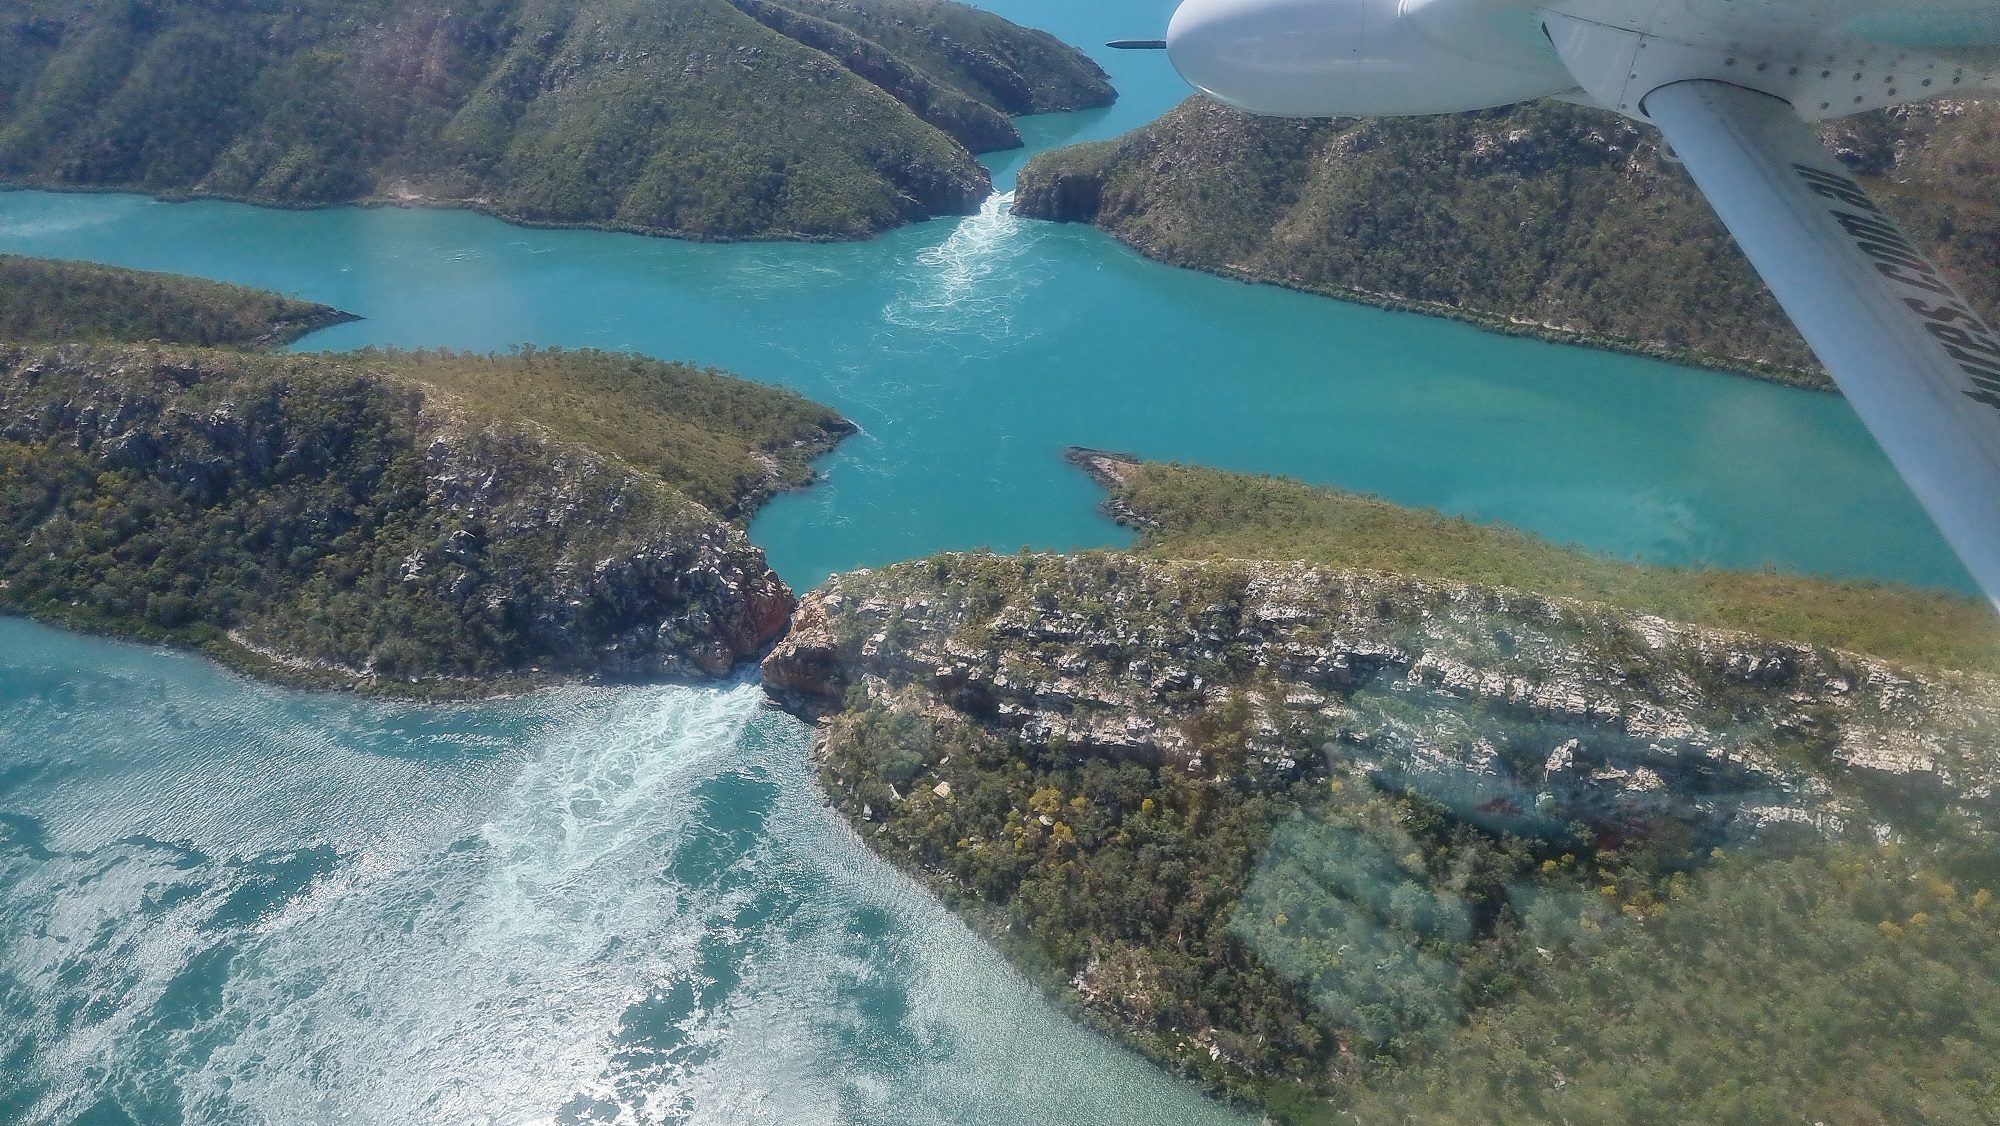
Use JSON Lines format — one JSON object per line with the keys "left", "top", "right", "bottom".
{"left": 768, "top": 552, "right": 2000, "bottom": 849}
{"left": 1010, "top": 156, "right": 1107, "bottom": 225}
{"left": 765, "top": 551, "right": 2000, "bottom": 1098}
{"left": 0, "top": 343, "right": 815, "bottom": 692}
{"left": 404, "top": 417, "right": 797, "bottom": 681}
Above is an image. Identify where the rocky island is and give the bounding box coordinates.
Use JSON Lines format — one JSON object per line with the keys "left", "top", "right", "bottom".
{"left": 1016, "top": 98, "right": 2000, "bottom": 387}
{"left": 0, "top": 258, "right": 852, "bottom": 696}
{"left": 0, "top": 0, "right": 1112, "bottom": 240}
{"left": 764, "top": 449, "right": 2000, "bottom": 1119}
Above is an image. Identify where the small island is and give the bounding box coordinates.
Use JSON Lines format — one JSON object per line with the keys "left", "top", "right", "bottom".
{"left": 765, "top": 448, "right": 2000, "bottom": 1120}
{"left": 0, "top": 257, "right": 853, "bottom": 696}
{"left": 0, "top": 0, "right": 1113, "bottom": 241}
{"left": 1015, "top": 98, "right": 2000, "bottom": 388}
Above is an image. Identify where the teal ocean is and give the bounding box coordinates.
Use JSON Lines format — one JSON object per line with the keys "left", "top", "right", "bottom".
{"left": 0, "top": 0, "right": 1977, "bottom": 1120}
{"left": 0, "top": 618, "right": 1242, "bottom": 1124}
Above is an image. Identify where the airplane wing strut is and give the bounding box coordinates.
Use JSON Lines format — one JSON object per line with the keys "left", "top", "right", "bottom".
{"left": 1642, "top": 79, "right": 2000, "bottom": 605}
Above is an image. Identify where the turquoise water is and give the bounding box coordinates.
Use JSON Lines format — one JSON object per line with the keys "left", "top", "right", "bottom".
{"left": 0, "top": 19, "right": 1972, "bottom": 591}
{"left": 0, "top": 188, "right": 1969, "bottom": 590}
{"left": 0, "top": 0, "right": 1985, "bottom": 1119}
{"left": 0, "top": 618, "right": 1242, "bottom": 1124}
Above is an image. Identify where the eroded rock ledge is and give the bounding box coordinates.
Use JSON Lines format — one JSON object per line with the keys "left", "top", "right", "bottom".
{"left": 0, "top": 343, "right": 830, "bottom": 695}
{"left": 763, "top": 550, "right": 2000, "bottom": 1099}
{"left": 768, "top": 551, "right": 2000, "bottom": 850}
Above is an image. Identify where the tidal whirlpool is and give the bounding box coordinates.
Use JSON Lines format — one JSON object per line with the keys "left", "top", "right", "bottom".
{"left": 0, "top": 619, "right": 1246, "bottom": 1124}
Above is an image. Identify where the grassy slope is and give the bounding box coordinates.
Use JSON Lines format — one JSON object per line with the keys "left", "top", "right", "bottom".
{"left": 0, "top": 253, "right": 353, "bottom": 347}
{"left": 0, "top": 0, "right": 1111, "bottom": 240}
{"left": 360, "top": 346, "right": 851, "bottom": 516}
{"left": 1018, "top": 98, "right": 2000, "bottom": 386}
{"left": 1090, "top": 454, "right": 2000, "bottom": 674}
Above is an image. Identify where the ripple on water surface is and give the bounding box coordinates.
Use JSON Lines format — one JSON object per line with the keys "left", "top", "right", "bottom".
{"left": 0, "top": 620, "right": 1243, "bottom": 1125}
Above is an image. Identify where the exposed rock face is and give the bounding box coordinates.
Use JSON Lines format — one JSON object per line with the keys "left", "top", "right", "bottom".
{"left": 1062, "top": 447, "right": 1153, "bottom": 530}
{"left": 1010, "top": 153, "right": 1105, "bottom": 222}
{"left": 0, "top": 343, "right": 811, "bottom": 691}
{"left": 767, "top": 551, "right": 2000, "bottom": 1107}
{"left": 760, "top": 589, "right": 846, "bottom": 715}
{"left": 766, "top": 553, "right": 2000, "bottom": 843}
{"left": 409, "top": 432, "right": 797, "bottom": 679}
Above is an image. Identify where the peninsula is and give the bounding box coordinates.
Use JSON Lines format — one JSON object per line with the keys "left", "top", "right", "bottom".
{"left": 0, "top": 257, "right": 853, "bottom": 695}
{"left": 765, "top": 449, "right": 2000, "bottom": 1119}
{"left": 1, "top": 253, "right": 356, "bottom": 348}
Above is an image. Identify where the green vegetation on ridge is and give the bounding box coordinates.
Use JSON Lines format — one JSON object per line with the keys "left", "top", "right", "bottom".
{"left": 788, "top": 454, "right": 2000, "bottom": 1122}
{"left": 0, "top": 0, "right": 1112, "bottom": 240}
{"left": 1338, "top": 835, "right": 2000, "bottom": 1124}
{"left": 806, "top": 544, "right": 2000, "bottom": 1122}
{"left": 0, "top": 342, "right": 841, "bottom": 691}
{"left": 360, "top": 346, "right": 851, "bottom": 515}
{"left": 1082, "top": 451, "right": 2000, "bottom": 673}
{"left": 0, "top": 258, "right": 850, "bottom": 693}
{"left": 0, "top": 253, "right": 353, "bottom": 348}
{"left": 1016, "top": 98, "right": 2000, "bottom": 385}
{"left": 822, "top": 689, "right": 1566, "bottom": 1103}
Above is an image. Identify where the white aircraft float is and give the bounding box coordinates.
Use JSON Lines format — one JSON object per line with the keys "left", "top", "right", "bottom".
{"left": 1116, "top": 0, "right": 2000, "bottom": 605}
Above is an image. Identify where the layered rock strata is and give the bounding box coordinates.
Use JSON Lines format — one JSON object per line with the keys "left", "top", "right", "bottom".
{"left": 768, "top": 552, "right": 2000, "bottom": 847}
{"left": 0, "top": 343, "right": 828, "bottom": 692}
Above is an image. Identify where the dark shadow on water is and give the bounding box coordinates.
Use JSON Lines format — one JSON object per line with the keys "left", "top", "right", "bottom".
{"left": 203, "top": 844, "right": 341, "bottom": 931}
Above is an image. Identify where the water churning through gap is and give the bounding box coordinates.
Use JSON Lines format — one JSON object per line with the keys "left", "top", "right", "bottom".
{"left": 0, "top": 620, "right": 1244, "bottom": 1124}
{"left": 0, "top": 0, "right": 1982, "bottom": 1118}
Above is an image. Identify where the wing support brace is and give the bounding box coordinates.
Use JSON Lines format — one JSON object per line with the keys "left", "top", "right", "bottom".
{"left": 1641, "top": 80, "right": 2000, "bottom": 606}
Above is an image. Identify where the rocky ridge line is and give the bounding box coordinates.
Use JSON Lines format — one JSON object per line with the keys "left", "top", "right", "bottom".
{"left": 0, "top": 343, "right": 814, "bottom": 692}
{"left": 767, "top": 552, "right": 2000, "bottom": 844}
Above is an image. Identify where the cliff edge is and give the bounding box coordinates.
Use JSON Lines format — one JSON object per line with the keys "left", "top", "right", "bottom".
{"left": 761, "top": 453, "right": 2000, "bottom": 1115}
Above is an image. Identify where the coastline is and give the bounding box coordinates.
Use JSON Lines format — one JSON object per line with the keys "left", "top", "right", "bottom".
{"left": 0, "top": 339, "right": 856, "bottom": 703}
{"left": 254, "top": 306, "right": 363, "bottom": 349}
{"left": 799, "top": 713, "right": 1265, "bottom": 1103}
{"left": 767, "top": 531, "right": 2000, "bottom": 1113}
{"left": 1073, "top": 229, "right": 1835, "bottom": 391}
{"left": 0, "top": 181, "right": 992, "bottom": 245}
